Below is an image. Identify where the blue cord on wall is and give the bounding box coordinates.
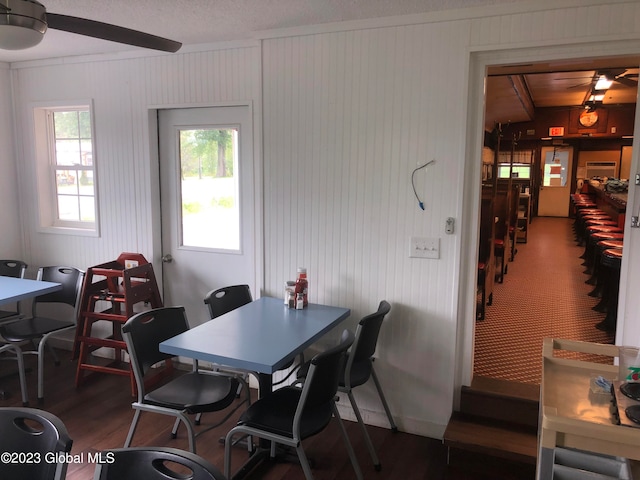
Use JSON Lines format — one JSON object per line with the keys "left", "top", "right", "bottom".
{"left": 411, "top": 159, "right": 435, "bottom": 210}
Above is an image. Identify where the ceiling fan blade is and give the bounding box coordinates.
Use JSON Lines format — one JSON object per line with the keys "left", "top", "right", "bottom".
{"left": 46, "top": 13, "right": 181, "bottom": 53}
{"left": 565, "top": 81, "right": 591, "bottom": 90}
{"left": 554, "top": 75, "right": 592, "bottom": 81}
{"left": 615, "top": 76, "right": 638, "bottom": 87}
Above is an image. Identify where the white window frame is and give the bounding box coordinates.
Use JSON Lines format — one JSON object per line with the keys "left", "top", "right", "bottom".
{"left": 33, "top": 101, "right": 100, "bottom": 236}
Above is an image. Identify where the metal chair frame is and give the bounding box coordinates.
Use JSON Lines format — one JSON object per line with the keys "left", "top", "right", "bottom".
{"left": 122, "top": 306, "right": 250, "bottom": 454}
{"left": 225, "top": 330, "right": 363, "bottom": 480}
{"left": 340, "top": 300, "right": 398, "bottom": 471}
{"left": 0, "top": 266, "right": 84, "bottom": 402}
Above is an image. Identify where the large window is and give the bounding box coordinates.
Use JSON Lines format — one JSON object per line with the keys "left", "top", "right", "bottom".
{"left": 34, "top": 103, "right": 98, "bottom": 234}
{"left": 178, "top": 127, "right": 240, "bottom": 250}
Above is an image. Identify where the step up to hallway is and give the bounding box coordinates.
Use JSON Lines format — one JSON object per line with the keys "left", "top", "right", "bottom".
{"left": 443, "top": 377, "right": 540, "bottom": 478}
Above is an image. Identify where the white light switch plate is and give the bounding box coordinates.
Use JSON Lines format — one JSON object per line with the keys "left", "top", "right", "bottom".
{"left": 410, "top": 236, "right": 440, "bottom": 259}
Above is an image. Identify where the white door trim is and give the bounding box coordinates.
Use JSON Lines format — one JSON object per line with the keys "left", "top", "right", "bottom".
{"left": 457, "top": 40, "right": 640, "bottom": 406}
{"left": 147, "top": 101, "right": 264, "bottom": 301}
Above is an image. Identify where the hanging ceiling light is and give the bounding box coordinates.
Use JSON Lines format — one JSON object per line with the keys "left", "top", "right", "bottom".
{"left": 0, "top": 1, "right": 47, "bottom": 50}
{"left": 594, "top": 74, "right": 614, "bottom": 91}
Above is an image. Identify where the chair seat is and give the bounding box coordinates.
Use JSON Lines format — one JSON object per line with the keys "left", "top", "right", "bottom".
{"left": 0, "top": 310, "right": 20, "bottom": 320}
{"left": 145, "top": 372, "right": 239, "bottom": 414}
{"left": 597, "top": 240, "right": 623, "bottom": 250}
{"left": 239, "top": 386, "right": 332, "bottom": 439}
{"left": 587, "top": 226, "right": 623, "bottom": 234}
{"left": 0, "top": 317, "right": 74, "bottom": 342}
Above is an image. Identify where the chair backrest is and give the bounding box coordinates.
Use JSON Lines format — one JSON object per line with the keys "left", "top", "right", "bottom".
{"left": 350, "top": 300, "right": 391, "bottom": 364}
{"left": 0, "top": 407, "right": 72, "bottom": 480}
{"left": 203, "top": 285, "right": 252, "bottom": 319}
{"left": 0, "top": 260, "right": 27, "bottom": 278}
{"left": 93, "top": 447, "right": 227, "bottom": 480}
{"left": 123, "top": 306, "right": 190, "bottom": 393}
{"left": 33, "top": 266, "right": 84, "bottom": 311}
{"left": 299, "top": 329, "right": 354, "bottom": 412}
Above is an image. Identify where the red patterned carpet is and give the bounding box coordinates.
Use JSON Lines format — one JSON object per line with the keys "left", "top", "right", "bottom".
{"left": 474, "top": 216, "right": 615, "bottom": 385}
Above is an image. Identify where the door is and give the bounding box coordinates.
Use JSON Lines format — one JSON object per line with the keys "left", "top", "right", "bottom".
{"left": 538, "top": 146, "right": 573, "bottom": 217}
{"left": 159, "top": 106, "right": 256, "bottom": 325}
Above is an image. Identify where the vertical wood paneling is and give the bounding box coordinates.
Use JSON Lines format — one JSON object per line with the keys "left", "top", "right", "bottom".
{"left": 262, "top": 21, "right": 470, "bottom": 428}
{"left": 8, "top": 0, "right": 640, "bottom": 436}
{"left": 0, "top": 67, "right": 21, "bottom": 258}
{"left": 12, "top": 46, "right": 259, "bottom": 276}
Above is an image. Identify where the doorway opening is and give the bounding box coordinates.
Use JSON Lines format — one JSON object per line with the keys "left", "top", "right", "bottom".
{"left": 469, "top": 53, "right": 639, "bottom": 388}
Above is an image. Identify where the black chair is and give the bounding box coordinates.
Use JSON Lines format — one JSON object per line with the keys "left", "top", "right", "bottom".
{"left": 0, "top": 342, "right": 29, "bottom": 405}
{"left": 340, "top": 300, "right": 397, "bottom": 470}
{"left": 224, "top": 329, "right": 363, "bottom": 480}
{"left": 203, "top": 284, "right": 253, "bottom": 319}
{"left": 0, "top": 407, "right": 72, "bottom": 480}
{"left": 122, "top": 306, "right": 250, "bottom": 454}
{"left": 0, "top": 260, "right": 28, "bottom": 322}
{"left": 0, "top": 266, "right": 84, "bottom": 402}
{"left": 93, "top": 447, "right": 227, "bottom": 480}
{"left": 204, "top": 285, "right": 302, "bottom": 391}
{"left": 297, "top": 300, "right": 397, "bottom": 471}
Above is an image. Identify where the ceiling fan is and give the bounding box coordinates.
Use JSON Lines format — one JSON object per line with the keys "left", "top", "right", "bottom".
{"left": 0, "top": 0, "right": 181, "bottom": 52}
{"left": 559, "top": 68, "right": 639, "bottom": 89}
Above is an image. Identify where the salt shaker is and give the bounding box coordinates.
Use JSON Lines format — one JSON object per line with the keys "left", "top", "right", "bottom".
{"left": 284, "top": 281, "right": 296, "bottom": 305}
{"left": 296, "top": 293, "right": 304, "bottom": 310}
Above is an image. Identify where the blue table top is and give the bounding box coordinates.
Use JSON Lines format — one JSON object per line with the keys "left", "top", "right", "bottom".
{"left": 0, "top": 276, "right": 62, "bottom": 306}
{"left": 160, "top": 296, "right": 351, "bottom": 374}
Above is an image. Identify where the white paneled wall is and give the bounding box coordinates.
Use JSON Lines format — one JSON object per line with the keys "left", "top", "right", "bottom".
{"left": 0, "top": 65, "right": 21, "bottom": 258}
{"left": 12, "top": 46, "right": 260, "bottom": 278}
{"left": 262, "top": 22, "right": 468, "bottom": 434}
{"left": 7, "top": 0, "right": 640, "bottom": 439}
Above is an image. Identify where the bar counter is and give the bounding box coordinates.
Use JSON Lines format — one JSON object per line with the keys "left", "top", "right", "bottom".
{"left": 586, "top": 180, "right": 627, "bottom": 228}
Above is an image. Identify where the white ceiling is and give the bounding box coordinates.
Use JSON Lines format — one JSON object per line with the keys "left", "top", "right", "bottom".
{"left": 0, "top": 0, "right": 521, "bottom": 63}
{"left": 2, "top": 1, "right": 637, "bottom": 130}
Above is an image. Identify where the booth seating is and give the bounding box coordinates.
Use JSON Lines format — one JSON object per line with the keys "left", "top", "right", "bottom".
{"left": 494, "top": 239, "right": 505, "bottom": 284}
{"left": 477, "top": 187, "right": 495, "bottom": 321}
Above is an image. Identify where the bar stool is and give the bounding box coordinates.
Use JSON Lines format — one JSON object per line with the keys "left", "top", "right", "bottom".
{"left": 595, "top": 247, "right": 623, "bottom": 334}
{"left": 580, "top": 217, "right": 615, "bottom": 246}
{"left": 585, "top": 233, "right": 624, "bottom": 287}
{"left": 580, "top": 219, "right": 618, "bottom": 266}
{"left": 574, "top": 210, "right": 609, "bottom": 243}
{"left": 592, "top": 241, "right": 623, "bottom": 311}
{"left": 576, "top": 214, "right": 612, "bottom": 245}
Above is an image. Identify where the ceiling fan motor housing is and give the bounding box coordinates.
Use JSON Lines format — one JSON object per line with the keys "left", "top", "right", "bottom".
{"left": 0, "top": 0, "right": 47, "bottom": 49}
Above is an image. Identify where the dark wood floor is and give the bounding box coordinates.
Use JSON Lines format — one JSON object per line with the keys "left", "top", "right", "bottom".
{"left": 0, "top": 349, "right": 506, "bottom": 480}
